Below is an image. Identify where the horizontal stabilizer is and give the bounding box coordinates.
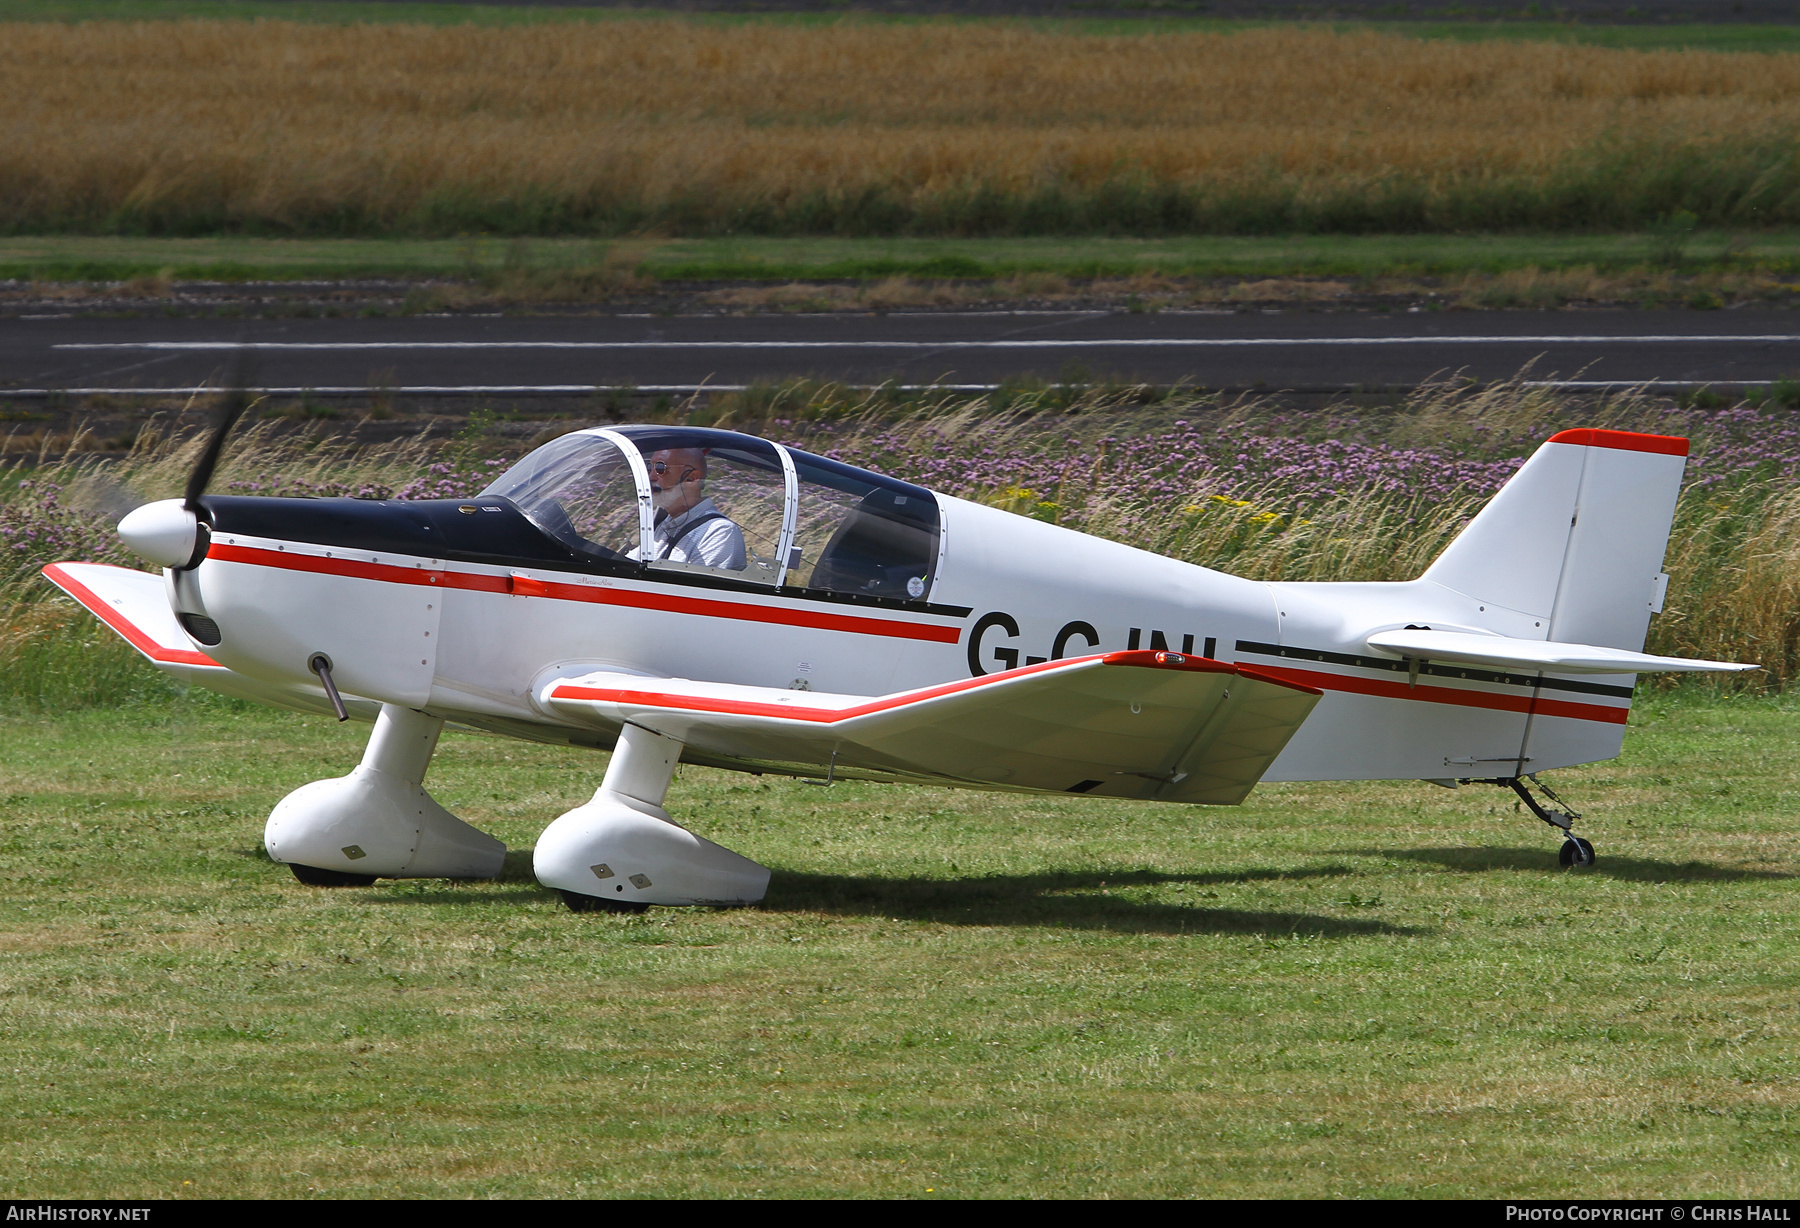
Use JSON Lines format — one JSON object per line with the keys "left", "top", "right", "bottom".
{"left": 543, "top": 650, "right": 1323, "bottom": 805}
{"left": 1365, "top": 628, "right": 1756, "bottom": 675}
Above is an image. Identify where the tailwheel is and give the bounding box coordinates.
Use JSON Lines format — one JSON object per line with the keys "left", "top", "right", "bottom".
{"left": 1468, "top": 774, "right": 1596, "bottom": 871}
{"left": 558, "top": 890, "right": 649, "bottom": 915}
{"left": 1559, "top": 837, "right": 1596, "bottom": 869}
{"left": 288, "top": 862, "right": 378, "bottom": 887}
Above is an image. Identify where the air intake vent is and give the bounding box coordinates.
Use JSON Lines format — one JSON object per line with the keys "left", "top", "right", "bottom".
{"left": 179, "top": 612, "right": 222, "bottom": 645}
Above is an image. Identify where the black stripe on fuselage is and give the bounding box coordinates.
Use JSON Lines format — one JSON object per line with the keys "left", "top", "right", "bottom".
{"left": 200, "top": 495, "right": 973, "bottom": 619}
{"left": 1234, "top": 640, "right": 1636, "bottom": 700}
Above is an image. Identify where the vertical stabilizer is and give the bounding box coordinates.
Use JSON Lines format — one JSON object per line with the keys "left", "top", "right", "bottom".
{"left": 1423, "top": 429, "right": 1688, "bottom": 652}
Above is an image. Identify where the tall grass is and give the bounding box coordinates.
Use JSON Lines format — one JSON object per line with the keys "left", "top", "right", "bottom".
{"left": 7, "top": 382, "right": 1800, "bottom": 709}
{"left": 5, "top": 20, "right": 1800, "bottom": 236}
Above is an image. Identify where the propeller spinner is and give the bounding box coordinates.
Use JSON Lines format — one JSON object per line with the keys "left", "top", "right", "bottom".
{"left": 117, "top": 351, "right": 257, "bottom": 570}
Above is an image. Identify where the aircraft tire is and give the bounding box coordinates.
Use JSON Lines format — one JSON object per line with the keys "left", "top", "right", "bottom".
{"left": 288, "top": 862, "right": 379, "bottom": 887}
{"left": 558, "top": 889, "right": 649, "bottom": 915}
{"left": 1558, "top": 837, "right": 1596, "bottom": 869}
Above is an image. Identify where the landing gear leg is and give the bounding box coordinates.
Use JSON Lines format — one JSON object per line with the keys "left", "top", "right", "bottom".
{"left": 1471, "top": 774, "right": 1595, "bottom": 868}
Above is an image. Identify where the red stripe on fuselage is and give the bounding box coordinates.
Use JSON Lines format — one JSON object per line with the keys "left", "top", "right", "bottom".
{"left": 41, "top": 563, "right": 220, "bottom": 668}
{"left": 1247, "top": 663, "right": 1629, "bottom": 725}
{"left": 551, "top": 650, "right": 1312, "bottom": 723}
{"left": 206, "top": 541, "right": 964, "bottom": 644}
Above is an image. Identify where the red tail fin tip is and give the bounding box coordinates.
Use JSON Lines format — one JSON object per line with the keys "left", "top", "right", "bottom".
{"left": 1547, "top": 428, "right": 1689, "bottom": 457}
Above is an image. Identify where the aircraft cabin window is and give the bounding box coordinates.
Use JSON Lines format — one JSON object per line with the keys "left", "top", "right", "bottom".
{"left": 478, "top": 432, "right": 641, "bottom": 563}
{"left": 612, "top": 427, "right": 788, "bottom": 585}
{"left": 787, "top": 451, "right": 939, "bottom": 602}
{"left": 483, "top": 428, "right": 937, "bottom": 599}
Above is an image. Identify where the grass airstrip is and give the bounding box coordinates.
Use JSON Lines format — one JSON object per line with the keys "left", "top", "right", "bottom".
{"left": 11, "top": 390, "right": 1798, "bottom": 1196}
{"left": 1, "top": 674, "right": 1797, "bottom": 1197}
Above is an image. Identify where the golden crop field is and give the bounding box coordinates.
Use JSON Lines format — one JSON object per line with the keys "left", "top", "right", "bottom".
{"left": 4, "top": 18, "right": 1800, "bottom": 235}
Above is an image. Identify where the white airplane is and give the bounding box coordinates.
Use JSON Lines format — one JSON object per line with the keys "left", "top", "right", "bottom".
{"left": 46, "top": 415, "right": 1753, "bottom": 912}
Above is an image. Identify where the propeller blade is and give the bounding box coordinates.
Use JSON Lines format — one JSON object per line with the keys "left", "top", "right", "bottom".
{"left": 184, "top": 347, "right": 259, "bottom": 513}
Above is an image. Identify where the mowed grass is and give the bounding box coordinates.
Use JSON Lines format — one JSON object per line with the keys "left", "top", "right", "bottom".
{"left": 7, "top": 19, "right": 1800, "bottom": 238}
{"left": 1, "top": 679, "right": 1797, "bottom": 1197}
{"left": 10, "top": 230, "right": 1800, "bottom": 285}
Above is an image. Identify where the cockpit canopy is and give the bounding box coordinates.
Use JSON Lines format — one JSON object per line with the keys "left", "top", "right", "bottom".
{"left": 480, "top": 426, "right": 941, "bottom": 603}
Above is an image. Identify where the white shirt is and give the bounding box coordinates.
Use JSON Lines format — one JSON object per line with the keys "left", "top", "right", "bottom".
{"left": 640, "top": 498, "right": 746, "bottom": 571}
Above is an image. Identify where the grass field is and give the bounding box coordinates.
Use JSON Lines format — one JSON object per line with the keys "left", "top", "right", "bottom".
{"left": 6, "top": 18, "right": 1800, "bottom": 238}
{"left": 4, "top": 377, "right": 1800, "bottom": 1195}
{"left": 8, "top": 230, "right": 1800, "bottom": 286}
{"left": 2, "top": 683, "right": 1797, "bottom": 1197}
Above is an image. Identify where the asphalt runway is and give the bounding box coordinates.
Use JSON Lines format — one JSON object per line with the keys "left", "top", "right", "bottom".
{"left": 6, "top": 309, "right": 1799, "bottom": 397}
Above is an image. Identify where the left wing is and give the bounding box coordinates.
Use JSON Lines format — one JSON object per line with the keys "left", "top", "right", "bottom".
{"left": 43, "top": 561, "right": 218, "bottom": 668}
{"left": 542, "top": 650, "right": 1322, "bottom": 804}
{"left": 41, "top": 561, "right": 376, "bottom": 718}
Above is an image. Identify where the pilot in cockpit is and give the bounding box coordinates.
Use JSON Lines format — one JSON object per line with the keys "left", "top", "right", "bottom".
{"left": 633, "top": 447, "right": 747, "bottom": 571}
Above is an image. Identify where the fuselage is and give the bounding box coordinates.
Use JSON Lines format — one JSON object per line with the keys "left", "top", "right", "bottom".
{"left": 170, "top": 425, "right": 1633, "bottom": 790}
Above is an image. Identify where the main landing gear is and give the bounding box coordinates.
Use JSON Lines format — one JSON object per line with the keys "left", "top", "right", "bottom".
{"left": 534, "top": 722, "right": 771, "bottom": 914}
{"left": 268, "top": 706, "right": 768, "bottom": 913}
{"left": 1467, "top": 773, "right": 1596, "bottom": 869}
{"left": 266, "top": 703, "right": 507, "bottom": 885}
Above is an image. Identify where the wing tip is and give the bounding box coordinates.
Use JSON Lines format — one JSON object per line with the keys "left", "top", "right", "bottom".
{"left": 40, "top": 559, "right": 220, "bottom": 669}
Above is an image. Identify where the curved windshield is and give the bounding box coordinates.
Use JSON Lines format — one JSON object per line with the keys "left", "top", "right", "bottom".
{"left": 480, "top": 426, "right": 940, "bottom": 600}
{"left": 478, "top": 433, "right": 641, "bottom": 561}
